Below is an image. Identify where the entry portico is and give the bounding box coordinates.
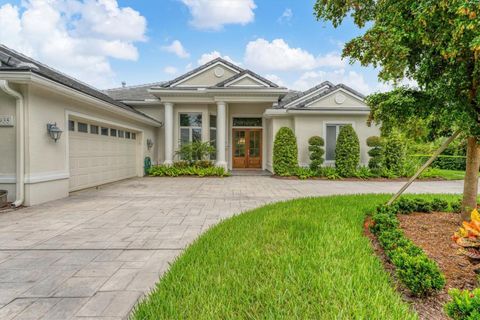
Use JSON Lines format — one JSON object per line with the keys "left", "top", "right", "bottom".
{"left": 148, "top": 59, "right": 288, "bottom": 170}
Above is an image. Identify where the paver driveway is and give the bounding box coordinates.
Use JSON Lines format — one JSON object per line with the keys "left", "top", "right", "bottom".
{"left": 0, "top": 176, "right": 465, "bottom": 319}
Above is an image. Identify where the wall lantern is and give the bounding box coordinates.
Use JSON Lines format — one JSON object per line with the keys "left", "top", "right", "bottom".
{"left": 47, "top": 122, "right": 63, "bottom": 142}
{"left": 146, "top": 138, "right": 154, "bottom": 150}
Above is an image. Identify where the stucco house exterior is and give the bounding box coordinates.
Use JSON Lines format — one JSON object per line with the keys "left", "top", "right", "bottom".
{"left": 0, "top": 45, "right": 379, "bottom": 206}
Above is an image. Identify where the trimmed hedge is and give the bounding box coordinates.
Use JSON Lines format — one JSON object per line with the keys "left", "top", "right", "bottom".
{"left": 273, "top": 127, "right": 298, "bottom": 176}
{"left": 370, "top": 199, "right": 446, "bottom": 297}
{"left": 411, "top": 154, "right": 467, "bottom": 171}
{"left": 383, "top": 135, "right": 406, "bottom": 176}
{"left": 308, "top": 136, "right": 325, "bottom": 171}
{"left": 335, "top": 125, "right": 360, "bottom": 177}
{"left": 367, "top": 136, "right": 382, "bottom": 171}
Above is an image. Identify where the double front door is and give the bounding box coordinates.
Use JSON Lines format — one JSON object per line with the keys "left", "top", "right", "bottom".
{"left": 232, "top": 129, "right": 262, "bottom": 169}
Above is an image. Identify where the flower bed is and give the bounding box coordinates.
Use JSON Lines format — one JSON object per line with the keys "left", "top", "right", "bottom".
{"left": 148, "top": 161, "right": 230, "bottom": 177}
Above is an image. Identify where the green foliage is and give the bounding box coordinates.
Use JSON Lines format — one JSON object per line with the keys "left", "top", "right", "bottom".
{"left": 314, "top": 0, "right": 480, "bottom": 141}
{"left": 335, "top": 125, "right": 360, "bottom": 177}
{"left": 319, "top": 166, "right": 341, "bottom": 180}
{"left": 383, "top": 134, "right": 406, "bottom": 176}
{"left": 273, "top": 127, "right": 298, "bottom": 176}
{"left": 370, "top": 201, "right": 446, "bottom": 296}
{"left": 175, "top": 141, "right": 215, "bottom": 163}
{"left": 412, "top": 155, "right": 467, "bottom": 171}
{"left": 148, "top": 164, "right": 229, "bottom": 177}
{"left": 292, "top": 167, "right": 319, "bottom": 180}
{"left": 308, "top": 136, "right": 325, "bottom": 170}
{"left": 445, "top": 288, "right": 480, "bottom": 320}
{"left": 354, "top": 166, "right": 376, "bottom": 179}
{"left": 367, "top": 136, "right": 383, "bottom": 171}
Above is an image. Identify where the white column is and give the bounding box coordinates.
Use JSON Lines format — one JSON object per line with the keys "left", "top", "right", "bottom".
{"left": 216, "top": 101, "right": 227, "bottom": 169}
{"left": 164, "top": 102, "right": 174, "bottom": 165}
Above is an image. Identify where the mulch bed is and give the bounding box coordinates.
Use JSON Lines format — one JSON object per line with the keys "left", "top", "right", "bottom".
{"left": 365, "top": 212, "right": 478, "bottom": 320}
{"left": 272, "top": 175, "right": 446, "bottom": 181}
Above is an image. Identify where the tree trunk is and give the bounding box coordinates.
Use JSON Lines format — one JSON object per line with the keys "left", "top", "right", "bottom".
{"left": 461, "top": 137, "right": 480, "bottom": 220}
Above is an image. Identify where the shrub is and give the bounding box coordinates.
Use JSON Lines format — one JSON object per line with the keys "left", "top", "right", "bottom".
{"left": 148, "top": 165, "right": 229, "bottom": 177}
{"left": 293, "top": 166, "right": 318, "bottom": 180}
{"left": 367, "top": 136, "right": 383, "bottom": 171}
{"left": 354, "top": 166, "right": 376, "bottom": 179}
{"left": 445, "top": 288, "right": 480, "bottom": 320}
{"left": 370, "top": 202, "right": 446, "bottom": 296}
{"left": 383, "top": 134, "right": 406, "bottom": 176}
{"left": 319, "top": 166, "right": 341, "bottom": 180}
{"left": 308, "top": 136, "right": 325, "bottom": 171}
{"left": 335, "top": 125, "right": 360, "bottom": 177}
{"left": 175, "top": 141, "right": 215, "bottom": 163}
{"left": 273, "top": 127, "right": 298, "bottom": 176}
{"left": 411, "top": 154, "right": 467, "bottom": 171}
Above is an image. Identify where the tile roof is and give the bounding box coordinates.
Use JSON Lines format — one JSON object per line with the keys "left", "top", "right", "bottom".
{"left": 278, "top": 81, "right": 334, "bottom": 107}
{"left": 214, "top": 69, "right": 280, "bottom": 88}
{"left": 104, "top": 82, "right": 164, "bottom": 101}
{"left": 0, "top": 45, "right": 161, "bottom": 125}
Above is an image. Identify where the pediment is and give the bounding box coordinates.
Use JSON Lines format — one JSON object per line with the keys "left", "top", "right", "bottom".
{"left": 224, "top": 74, "right": 270, "bottom": 87}
{"left": 171, "top": 61, "right": 240, "bottom": 87}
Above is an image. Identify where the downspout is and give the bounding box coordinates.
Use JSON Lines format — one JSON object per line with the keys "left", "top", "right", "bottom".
{"left": 0, "top": 80, "right": 24, "bottom": 207}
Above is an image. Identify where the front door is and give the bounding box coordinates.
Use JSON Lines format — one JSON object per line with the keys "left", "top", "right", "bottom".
{"left": 233, "top": 129, "right": 262, "bottom": 169}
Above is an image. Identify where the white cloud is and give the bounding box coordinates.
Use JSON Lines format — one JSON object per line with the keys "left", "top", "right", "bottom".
{"left": 264, "top": 74, "right": 285, "bottom": 87}
{"left": 163, "top": 66, "right": 178, "bottom": 75}
{"left": 278, "top": 8, "right": 292, "bottom": 23}
{"left": 162, "top": 40, "right": 190, "bottom": 58}
{"left": 0, "top": 0, "right": 147, "bottom": 88}
{"left": 181, "top": 0, "right": 256, "bottom": 30}
{"left": 244, "top": 38, "right": 344, "bottom": 72}
{"left": 293, "top": 69, "right": 371, "bottom": 94}
{"left": 197, "top": 51, "right": 239, "bottom": 65}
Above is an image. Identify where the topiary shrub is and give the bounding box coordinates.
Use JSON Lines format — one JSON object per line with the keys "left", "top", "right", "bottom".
{"left": 367, "top": 136, "right": 382, "bottom": 171}
{"left": 273, "top": 127, "right": 298, "bottom": 176}
{"left": 383, "top": 134, "right": 406, "bottom": 176}
{"left": 335, "top": 125, "right": 360, "bottom": 177}
{"left": 308, "top": 136, "right": 325, "bottom": 171}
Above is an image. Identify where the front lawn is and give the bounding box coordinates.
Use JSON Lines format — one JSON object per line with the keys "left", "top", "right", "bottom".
{"left": 419, "top": 168, "right": 465, "bottom": 180}
{"left": 132, "top": 194, "right": 461, "bottom": 319}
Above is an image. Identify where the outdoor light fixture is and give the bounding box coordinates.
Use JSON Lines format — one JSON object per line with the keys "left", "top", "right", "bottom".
{"left": 147, "top": 138, "right": 154, "bottom": 150}
{"left": 47, "top": 122, "right": 63, "bottom": 142}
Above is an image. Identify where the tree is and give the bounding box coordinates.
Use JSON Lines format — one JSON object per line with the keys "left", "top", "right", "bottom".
{"left": 314, "top": 0, "right": 480, "bottom": 220}
{"left": 308, "top": 136, "right": 325, "bottom": 171}
{"left": 335, "top": 125, "right": 360, "bottom": 177}
{"left": 273, "top": 127, "right": 298, "bottom": 176}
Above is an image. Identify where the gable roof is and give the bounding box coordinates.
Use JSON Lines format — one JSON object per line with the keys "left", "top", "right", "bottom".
{"left": 104, "top": 82, "right": 164, "bottom": 101}
{"left": 215, "top": 70, "right": 279, "bottom": 88}
{"left": 160, "top": 58, "right": 244, "bottom": 88}
{"left": 278, "top": 82, "right": 365, "bottom": 109}
{"left": 0, "top": 45, "right": 161, "bottom": 125}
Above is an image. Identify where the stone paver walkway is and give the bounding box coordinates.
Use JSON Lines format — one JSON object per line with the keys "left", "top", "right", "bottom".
{"left": 0, "top": 176, "right": 465, "bottom": 319}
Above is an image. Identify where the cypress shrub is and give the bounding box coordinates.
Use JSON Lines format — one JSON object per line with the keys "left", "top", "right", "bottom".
{"left": 308, "top": 136, "right": 325, "bottom": 171}
{"left": 383, "top": 134, "right": 406, "bottom": 176}
{"left": 273, "top": 127, "right": 298, "bottom": 176}
{"left": 335, "top": 125, "right": 360, "bottom": 177}
{"left": 367, "top": 136, "right": 382, "bottom": 170}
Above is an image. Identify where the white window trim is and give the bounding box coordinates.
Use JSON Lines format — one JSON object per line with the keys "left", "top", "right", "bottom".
{"left": 323, "top": 121, "right": 355, "bottom": 165}
{"left": 179, "top": 112, "right": 203, "bottom": 146}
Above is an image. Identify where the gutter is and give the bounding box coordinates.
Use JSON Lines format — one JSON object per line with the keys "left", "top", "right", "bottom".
{"left": 0, "top": 80, "right": 24, "bottom": 207}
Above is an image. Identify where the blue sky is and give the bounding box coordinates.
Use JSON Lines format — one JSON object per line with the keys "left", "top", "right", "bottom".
{"left": 0, "top": 0, "right": 383, "bottom": 92}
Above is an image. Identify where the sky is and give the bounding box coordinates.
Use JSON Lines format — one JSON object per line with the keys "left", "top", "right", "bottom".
{"left": 0, "top": 0, "right": 388, "bottom": 93}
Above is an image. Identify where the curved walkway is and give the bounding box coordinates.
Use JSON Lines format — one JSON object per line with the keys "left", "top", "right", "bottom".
{"left": 0, "top": 177, "right": 465, "bottom": 319}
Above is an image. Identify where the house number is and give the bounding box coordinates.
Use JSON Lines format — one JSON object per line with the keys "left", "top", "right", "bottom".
{"left": 0, "top": 115, "right": 14, "bottom": 127}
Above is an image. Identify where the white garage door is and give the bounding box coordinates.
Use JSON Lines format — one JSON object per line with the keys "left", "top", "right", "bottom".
{"left": 69, "top": 119, "right": 139, "bottom": 191}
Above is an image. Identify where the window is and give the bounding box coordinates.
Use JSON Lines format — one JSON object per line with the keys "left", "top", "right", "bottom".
{"left": 233, "top": 117, "right": 262, "bottom": 127}
{"left": 118, "top": 130, "right": 125, "bottom": 138}
{"left": 110, "top": 128, "right": 117, "bottom": 137}
{"left": 78, "top": 122, "right": 88, "bottom": 133}
{"left": 209, "top": 114, "right": 217, "bottom": 160}
{"left": 101, "top": 127, "right": 109, "bottom": 136}
{"left": 90, "top": 125, "right": 99, "bottom": 135}
{"left": 131, "top": 133, "right": 136, "bottom": 140}
{"left": 68, "top": 120, "right": 75, "bottom": 131}
{"left": 179, "top": 113, "right": 202, "bottom": 147}
{"left": 325, "top": 124, "right": 349, "bottom": 161}
{"left": 125, "top": 132, "right": 131, "bottom": 139}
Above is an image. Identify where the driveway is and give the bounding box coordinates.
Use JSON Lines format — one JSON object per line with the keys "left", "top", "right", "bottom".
{"left": 0, "top": 176, "right": 465, "bottom": 319}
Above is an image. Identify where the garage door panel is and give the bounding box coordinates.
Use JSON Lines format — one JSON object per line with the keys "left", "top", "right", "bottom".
{"left": 69, "top": 121, "right": 139, "bottom": 192}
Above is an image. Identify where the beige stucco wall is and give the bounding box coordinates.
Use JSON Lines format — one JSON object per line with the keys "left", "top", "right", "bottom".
{"left": 4, "top": 84, "right": 158, "bottom": 206}
{"left": 293, "top": 114, "right": 380, "bottom": 167}
{"left": 134, "top": 105, "right": 164, "bottom": 164}
{"left": 0, "top": 91, "right": 17, "bottom": 201}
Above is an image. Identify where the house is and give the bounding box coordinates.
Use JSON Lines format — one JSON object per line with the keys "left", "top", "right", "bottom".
{"left": 0, "top": 45, "right": 379, "bottom": 206}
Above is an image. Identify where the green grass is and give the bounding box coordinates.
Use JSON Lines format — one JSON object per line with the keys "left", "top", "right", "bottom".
{"left": 419, "top": 168, "right": 465, "bottom": 180}
{"left": 132, "top": 194, "right": 461, "bottom": 320}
